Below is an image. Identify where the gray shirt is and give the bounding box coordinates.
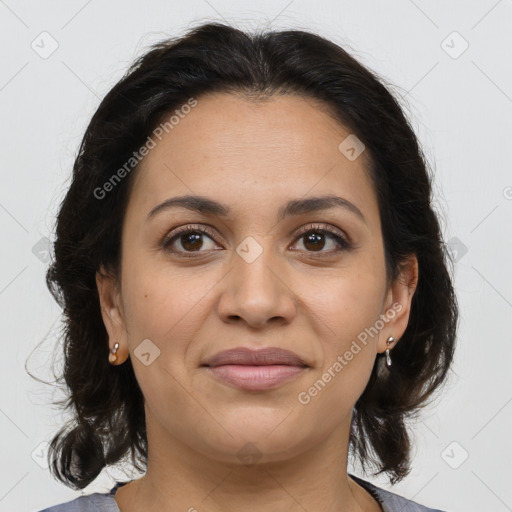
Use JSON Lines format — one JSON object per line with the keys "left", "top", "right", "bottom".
{"left": 34, "top": 474, "right": 447, "bottom": 512}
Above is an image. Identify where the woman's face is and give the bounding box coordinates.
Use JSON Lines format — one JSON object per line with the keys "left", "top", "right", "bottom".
{"left": 97, "top": 92, "right": 417, "bottom": 465}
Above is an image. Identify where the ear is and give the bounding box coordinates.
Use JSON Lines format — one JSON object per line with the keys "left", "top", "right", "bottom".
{"left": 377, "top": 253, "right": 419, "bottom": 354}
{"left": 96, "top": 265, "right": 128, "bottom": 364}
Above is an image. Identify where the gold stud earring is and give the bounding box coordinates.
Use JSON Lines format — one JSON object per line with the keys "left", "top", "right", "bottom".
{"left": 385, "top": 336, "right": 395, "bottom": 368}
{"left": 108, "top": 342, "right": 119, "bottom": 364}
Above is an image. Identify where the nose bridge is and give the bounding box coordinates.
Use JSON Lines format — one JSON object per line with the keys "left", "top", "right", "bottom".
{"left": 233, "top": 233, "right": 281, "bottom": 295}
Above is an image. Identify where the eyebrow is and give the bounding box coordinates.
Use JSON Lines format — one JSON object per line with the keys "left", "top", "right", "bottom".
{"left": 146, "top": 194, "right": 367, "bottom": 225}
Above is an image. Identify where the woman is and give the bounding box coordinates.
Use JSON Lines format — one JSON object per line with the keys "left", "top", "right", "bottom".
{"left": 35, "top": 22, "right": 457, "bottom": 512}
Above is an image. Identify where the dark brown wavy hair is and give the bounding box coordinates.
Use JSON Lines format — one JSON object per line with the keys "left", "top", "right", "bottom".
{"left": 31, "top": 21, "right": 458, "bottom": 490}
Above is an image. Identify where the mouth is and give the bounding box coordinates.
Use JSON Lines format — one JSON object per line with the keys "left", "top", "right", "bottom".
{"left": 200, "top": 347, "right": 310, "bottom": 391}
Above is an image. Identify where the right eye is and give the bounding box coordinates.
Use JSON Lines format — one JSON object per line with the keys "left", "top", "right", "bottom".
{"left": 162, "top": 224, "right": 220, "bottom": 257}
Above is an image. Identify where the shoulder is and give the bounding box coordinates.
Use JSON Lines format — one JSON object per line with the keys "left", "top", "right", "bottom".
{"left": 34, "top": 490, "right": 119, "bottom": 512}
{"left": 349, "top": 474, "right": 449, "bottom": 512}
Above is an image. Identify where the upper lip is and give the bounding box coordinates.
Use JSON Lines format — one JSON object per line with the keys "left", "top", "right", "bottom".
{"left": 201, "top": 347, "right": 309, "bottom": 367}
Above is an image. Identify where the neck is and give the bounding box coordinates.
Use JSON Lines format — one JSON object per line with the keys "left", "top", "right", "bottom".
{"left": 115, "top": 409, "right": 380, "bottom": 512}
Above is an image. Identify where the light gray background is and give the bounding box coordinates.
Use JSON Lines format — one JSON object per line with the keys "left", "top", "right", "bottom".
{"left": 1, "top": 1, "right": 511, "bottom": 512}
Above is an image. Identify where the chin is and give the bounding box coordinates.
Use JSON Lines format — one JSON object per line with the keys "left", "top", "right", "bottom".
{"left": 190, "top": 413, "right": 315, "bottom": 466}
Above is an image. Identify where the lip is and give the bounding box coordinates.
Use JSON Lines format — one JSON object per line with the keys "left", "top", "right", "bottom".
{"left": 201, "top": 347, "right": 309, "bottom": 391}
{"left": 202, "top": 347, "right": 308, "bottom": 367}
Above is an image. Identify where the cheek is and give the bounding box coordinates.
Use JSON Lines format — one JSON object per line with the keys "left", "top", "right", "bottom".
{"left": 119, "top": 265, "right": 212, "bottom": 412}
{"left": 121, "top": 257, "right": 219, "bottom": 357}
{"left": 308, "top": 270, "right": 383, "bottom": 386}
{"left": 296, "top": 279, "right": 381, "bottom": 430}
{"left": 313, "top": 267, "right": 385, "bottom": 341}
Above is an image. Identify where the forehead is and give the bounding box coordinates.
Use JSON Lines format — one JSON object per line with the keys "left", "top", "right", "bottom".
{"left": 145, "top": 92, "right": 360, "bottom": 163}
{"left": 127, "top": 92, "right": 378, "bottom": 227}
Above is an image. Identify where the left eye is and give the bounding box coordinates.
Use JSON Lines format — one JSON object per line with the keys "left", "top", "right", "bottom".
{"left": 291, "top": 225, "right": 351, "bottom": 253}
{"left": 162, "top": 224, "right": 351, "bottom": 257}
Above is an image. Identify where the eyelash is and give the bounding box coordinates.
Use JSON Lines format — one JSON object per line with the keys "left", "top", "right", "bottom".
{"left": 161, "top": 223, "right": 352, "bottom": 258}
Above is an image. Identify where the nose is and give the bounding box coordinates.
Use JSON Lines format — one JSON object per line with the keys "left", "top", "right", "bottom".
{"left": 216, "top": 240, "right": 297, "bottom": 329}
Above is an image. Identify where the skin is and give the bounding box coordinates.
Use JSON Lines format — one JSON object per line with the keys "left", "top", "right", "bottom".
{"left": 96, "top": 92, "right": 418, "bottom": 512}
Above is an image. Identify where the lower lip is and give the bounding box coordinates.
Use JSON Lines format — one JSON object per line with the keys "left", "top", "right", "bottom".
{"left": 205, "top": 364, "right": 307, "bottom": 391}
